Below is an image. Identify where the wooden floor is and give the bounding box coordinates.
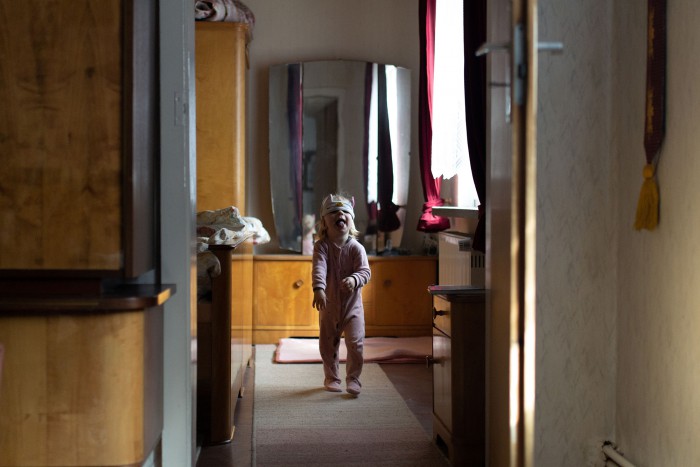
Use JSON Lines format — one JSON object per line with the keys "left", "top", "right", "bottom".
{"left": 195, "top": 345, "right": 436, "bottom": 467}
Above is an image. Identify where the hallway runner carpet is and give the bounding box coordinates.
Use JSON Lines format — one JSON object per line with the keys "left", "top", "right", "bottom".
{"left": 274, "top": 336, "right": 432, "bottom": 364}
{"left": 253, "top": 345, "right": 448, "bottom": 466}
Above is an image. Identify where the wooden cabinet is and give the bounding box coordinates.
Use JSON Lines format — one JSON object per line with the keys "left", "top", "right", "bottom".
{"left": 252, "top": 255, "right": 437, "bottom": 344}
{"left": 0, "top": 286, "right": 171, "bottom": 467}
{"left": 0, "top": 3, "right": 167, "bottom": 465}
{"left": 253, "top": 256, "right": 316, "bottom": 344}
{"left": 194, "top": 22, "right": 252, "bottom": 446}
{"left": 363, "top": 256, "right": 437, "bottom": 337}
{"left": 195, "top": 22, "right": 248, "bottom": 213}
{"left": 0, "top": 0, "right": 158, "bottom": 278}
{"left": 428, "top": 286, "right": 487, "bottom": 466}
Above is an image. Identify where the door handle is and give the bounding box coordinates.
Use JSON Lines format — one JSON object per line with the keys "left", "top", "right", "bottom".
{"left": 433, "top": 307, "right": 447, "bottom": 320}
{"left": 476, "top": 25, "right": 563, "bottom": 106}
{"left": 538, "top": 41, "right": 564, "bottom": 53}
{"left": 475, "top": 42, "right": 509, "bottom": 57}
{"left": 475, "top": 39, "right": 563, "bottom": 56}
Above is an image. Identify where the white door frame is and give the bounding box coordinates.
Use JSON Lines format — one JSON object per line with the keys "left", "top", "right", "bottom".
{"left": 159, "top": 1, "right": 198, "bottom": 465}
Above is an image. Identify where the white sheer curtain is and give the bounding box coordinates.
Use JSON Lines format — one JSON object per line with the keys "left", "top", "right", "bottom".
{"left": 367, "top": 63, "right": 378, "bottom": 204}
{"left": 385, "top": 65, "right": 404, "bottom": 205}
{"left": 431, "top": 0, "right": 479, "bottom": 208}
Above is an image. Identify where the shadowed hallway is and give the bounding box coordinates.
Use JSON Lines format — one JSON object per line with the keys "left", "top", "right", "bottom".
{"left": 196, "top": 346, "right": 442, "bottom": 466}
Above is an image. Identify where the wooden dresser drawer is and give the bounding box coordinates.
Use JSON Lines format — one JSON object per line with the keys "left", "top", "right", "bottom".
{"left": 253, "top": 256, "right": 317, "bottom": 343}
{"left": 364, "top": 256, "right": 436, "bottom": 337}
{"left": 428, "top": 285, "right": 487, "bottom": 466}
{"left": 251, "top": 255, "right": 437, "bottom": 343}
{"left": 432, "top": 295, "right": 452, "bottom": 337}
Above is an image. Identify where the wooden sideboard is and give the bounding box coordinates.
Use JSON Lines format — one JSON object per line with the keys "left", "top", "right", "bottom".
{"left": 253, "top": 256, "right": 314, "bottom": 344}
{"left": 363, "top": 256, "right": 437, "bottom": 337}
{"left": 0, "top": 285, "right": 172, "bottom": 467}
{"left": 252, "top": 255, "right": 437, "bottom": 344}
{"left": 428, "top": 285, "right": 487, "bottom": 466}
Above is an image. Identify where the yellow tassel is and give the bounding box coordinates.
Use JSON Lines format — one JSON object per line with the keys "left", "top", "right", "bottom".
{"left": 634, "top": 164, "right": 659, "bottom": 230}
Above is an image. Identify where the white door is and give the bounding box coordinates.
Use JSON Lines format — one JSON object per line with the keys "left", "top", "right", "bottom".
{"left": 483, "top": 0, "right": 546, "bottom": 465}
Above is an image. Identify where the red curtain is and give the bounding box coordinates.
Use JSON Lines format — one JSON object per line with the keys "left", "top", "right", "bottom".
{"left": 417, "top": 0, "right": 450, "bottom": 233}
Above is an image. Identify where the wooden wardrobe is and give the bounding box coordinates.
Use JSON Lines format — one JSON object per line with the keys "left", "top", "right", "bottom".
{"left": 194, "top": 21, "right": 253, "bottom": 446}
{"left": 195, "top": 22, "right": 248, "bottom": 213}
{"left": 0, "top": 1, "right": 169, "bottom": 466}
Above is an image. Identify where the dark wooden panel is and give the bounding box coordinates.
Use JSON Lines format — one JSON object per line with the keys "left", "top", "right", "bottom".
{"left": 197, "top": 245, "right": 246, "bottom": 445}
{"left": 429, "top": 287, "right": 487, "bottom": 466}
{"left": 0, "top": 0, "right": 158, "bottom": 278}
{"left": 123, "top": 0, "right": 158, "bottom": 278}
{"left": 0, "top": 1, "right": 122, "bottom": 271}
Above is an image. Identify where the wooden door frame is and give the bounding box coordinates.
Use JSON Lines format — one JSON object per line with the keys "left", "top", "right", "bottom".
{"left": 485, "top": 0, "right": 537, "bottom": 465}
{"left": 511, "top": 1, "right": 538, "bottom": 466}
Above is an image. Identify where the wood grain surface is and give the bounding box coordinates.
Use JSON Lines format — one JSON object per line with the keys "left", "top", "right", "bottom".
{"left": 252, "top": 256, "right": 437, "bottom": 343}
{"left": 0, "top": 307, "right": 163, "bottom": 466}
{"left": 0, "top": 1, "right": 123, "bottom": 270}
{"left": 195, "top": 22, "right": 248, "bottom": 213}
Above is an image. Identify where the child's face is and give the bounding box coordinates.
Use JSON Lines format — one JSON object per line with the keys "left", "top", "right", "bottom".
{"left": 323, "top": 209, "right": 352, "bottom": 239}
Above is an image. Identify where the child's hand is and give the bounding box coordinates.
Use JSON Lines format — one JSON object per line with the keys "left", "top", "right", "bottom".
{"left": 313, "top": 289, "right": 327, "bottom": 311}
{"left": 342, "top": 276, "right": 356, "bottom": 292}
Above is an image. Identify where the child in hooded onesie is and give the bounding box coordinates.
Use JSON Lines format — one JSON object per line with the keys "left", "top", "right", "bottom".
{"left": 312, "top": 194, "right": 371, "bottom": 396}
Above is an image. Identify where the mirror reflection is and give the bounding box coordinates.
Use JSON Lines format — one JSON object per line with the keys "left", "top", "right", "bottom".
{"left": 269, "top": 60, "right": 411, "bottom": 254}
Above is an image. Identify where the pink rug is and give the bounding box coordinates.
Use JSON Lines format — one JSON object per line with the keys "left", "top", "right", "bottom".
{"left": 273, "top": 336, "right": 432, "bottom": 364}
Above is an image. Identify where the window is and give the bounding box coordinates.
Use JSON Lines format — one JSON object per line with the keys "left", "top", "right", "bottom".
{"left": 431, "top": 0, "right": 480, "bottom": 209}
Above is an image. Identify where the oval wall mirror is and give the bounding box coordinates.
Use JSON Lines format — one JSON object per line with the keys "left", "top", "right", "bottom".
{"left": 268, "top": 60, "right": 411, "bottom": 254}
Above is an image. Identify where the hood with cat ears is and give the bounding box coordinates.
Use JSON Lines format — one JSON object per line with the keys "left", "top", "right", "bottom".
{"left": 320, "top": 195, "right": 355, "bottom": 219}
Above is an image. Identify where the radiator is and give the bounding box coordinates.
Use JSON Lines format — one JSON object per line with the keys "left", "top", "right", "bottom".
{"left": 438, "top": 232, "right": 485, "bottom": 287}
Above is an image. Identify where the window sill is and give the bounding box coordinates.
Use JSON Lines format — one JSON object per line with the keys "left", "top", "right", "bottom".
{"left": 431, "top": 206, "right": 479, "bottom": 219}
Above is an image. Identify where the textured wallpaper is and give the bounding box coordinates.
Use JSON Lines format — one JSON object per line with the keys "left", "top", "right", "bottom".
{"left": 535, "top": 1, "right": 617, "bottom": 465}
{"left": 535, "top": 1, "right": 700, "bottom": 465}
{"left": 614, "top": 1, "right": 700, "bottom": 465}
